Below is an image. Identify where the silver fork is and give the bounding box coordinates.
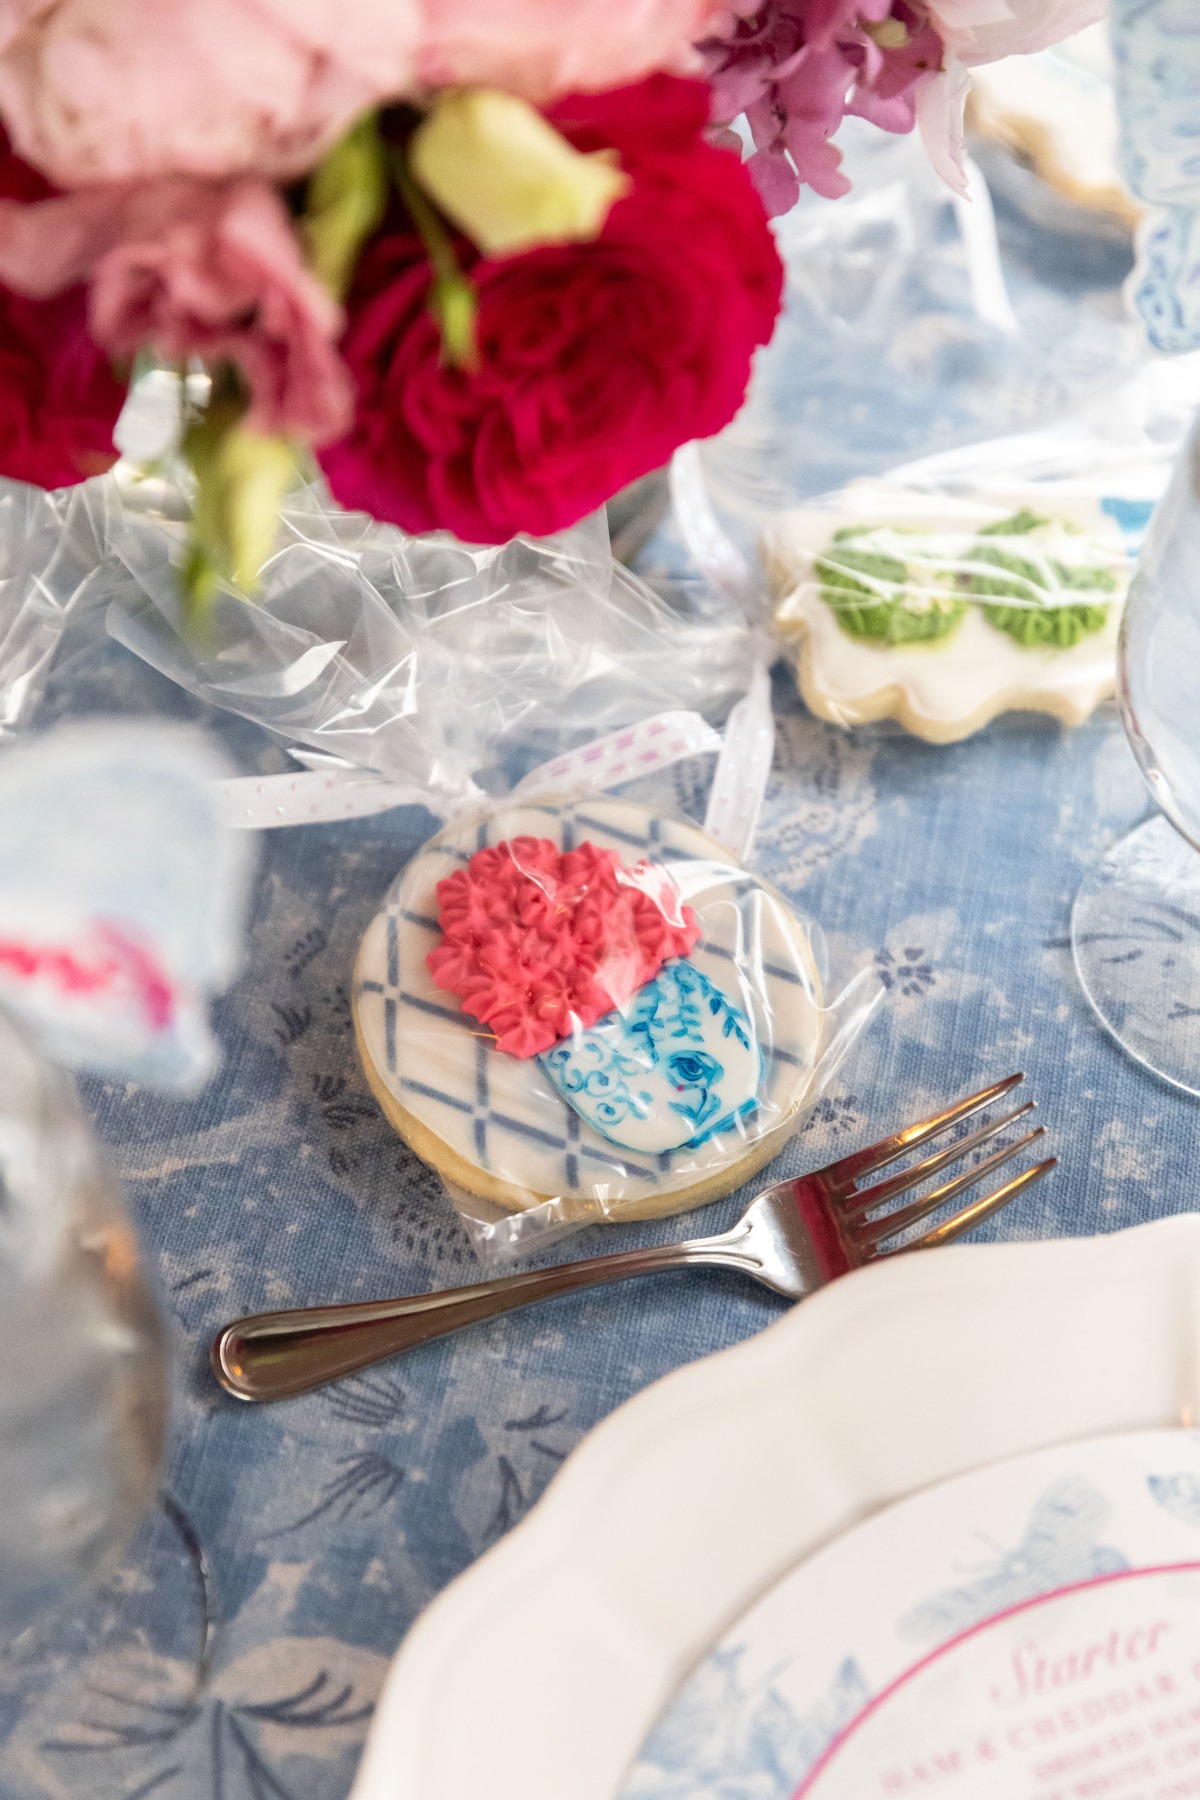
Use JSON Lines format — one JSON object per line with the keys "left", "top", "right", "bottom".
{"left": 212, "top": 1073, "right": 1054, "bottom": 1403}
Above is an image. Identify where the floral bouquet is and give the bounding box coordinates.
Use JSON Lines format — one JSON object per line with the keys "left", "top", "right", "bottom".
{"left": 0, "top": 0, "right": 1102, "bottom": 613}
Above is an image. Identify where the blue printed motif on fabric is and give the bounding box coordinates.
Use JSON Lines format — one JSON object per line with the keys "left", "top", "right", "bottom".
{"left": 538, "top": 958, "right": 762, "bottom": 1156}
{"left": 1113, "top": 1, "right": 1200, "bottom": 351}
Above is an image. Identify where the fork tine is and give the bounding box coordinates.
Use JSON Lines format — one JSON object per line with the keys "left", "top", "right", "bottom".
{"left": 900, "top": 1157, "right": 1057, "bottom": 1251}
{"left": 837, "top": 1100, "right": 1036, "bottom": 1219}
{"left": 854, "top": 1126, "right": 1047, "bottom": 1250}
{"left": 822, "top": 1073, "right": 1025, "bottom": 1186}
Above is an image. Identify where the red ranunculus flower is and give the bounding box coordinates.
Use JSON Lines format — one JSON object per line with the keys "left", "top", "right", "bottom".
{"left": 0, "top": 132, "right": 124, "bottom": 489}
{"left": 319, "top": 75, "right": 783, "bottom": 543}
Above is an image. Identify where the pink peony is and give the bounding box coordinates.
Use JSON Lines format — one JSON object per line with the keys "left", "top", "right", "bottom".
{"left": 0, "top": 127, "right": 123, "bottom": 488}
{"left": 320, "top": 78, "right": 783, "bottom": 544}
{"left": 0, "top": 173, "right": 352, "bottom": 442}
{"left": 0, "top": 0, "right": 419, "bottom": 186}
{"left": 701, "top": 1, "right": 944, "bottom": 214}
{"left": 927, "top": 0, "right": 1105, "bottom": 65}
{"left": 413, "top": 0, "right": 728, "bottom": 104}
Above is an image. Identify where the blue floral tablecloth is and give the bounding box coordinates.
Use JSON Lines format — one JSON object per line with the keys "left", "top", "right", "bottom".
{"left": 1, "top": 673, "right": 1193, "bottom": 1800}
{"left": 2, "top": 143, "right": 1197, "bottom": 1800}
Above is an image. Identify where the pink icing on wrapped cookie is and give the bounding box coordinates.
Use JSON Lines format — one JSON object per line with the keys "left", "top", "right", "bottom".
{"left": 426, "top": 835, "right": 700, "bottom": 1057}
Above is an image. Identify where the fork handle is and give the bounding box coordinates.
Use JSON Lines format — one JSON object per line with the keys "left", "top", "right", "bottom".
{"left": 212, "top": 1238, "right": 737, "bottom": 1403}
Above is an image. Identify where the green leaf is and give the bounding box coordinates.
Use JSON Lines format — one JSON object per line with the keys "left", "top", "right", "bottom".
{"left": 430, "top": 272, "right": 480, "bottom": 373}
{"left": 393, "top": 153, "right": 480, "bottom": 372}
{"left": 303, "top": 114, "right": 389, "bottom": 301}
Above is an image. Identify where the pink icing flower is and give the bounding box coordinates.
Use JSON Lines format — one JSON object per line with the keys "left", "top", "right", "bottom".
{"left": 0, "top": 174, "right": 352, "bottom": 443}
{"left": 427, "top": 838, "right": 701, "bottom": 1059}
{"left": 413, "top": 0, "right": 728, "bottom": 105}
{"left": 700, "top": 1, "right": 945, "bottom": 214}
{"left": 0, "top": 0, "right": 419, "bottom": 186}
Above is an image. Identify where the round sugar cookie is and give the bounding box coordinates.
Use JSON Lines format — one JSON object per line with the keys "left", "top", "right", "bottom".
{"left": 352, "top": 796, "right": 824, "bottom": 1224}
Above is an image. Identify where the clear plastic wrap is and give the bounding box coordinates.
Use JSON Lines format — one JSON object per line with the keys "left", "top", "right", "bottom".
{"left": 669, "top": 117, "right": 1158, "bottom": 615}
{"left": 352, "top": 778, "right": 881, "bottom": 1262}
{"left": 0, "top": 467, "right": 758, "bottom": 812}
{"left": 0, "top": 480, "right": 108, "bottom": 743}
{"left": 0, "top": 460, "right": 879, "bottom": 1264}
{"left": 767, "top": 487, "right": 1129, "bottom": 632}
{"left": 754, "top": 434, "right": 1176, "bottom": 742}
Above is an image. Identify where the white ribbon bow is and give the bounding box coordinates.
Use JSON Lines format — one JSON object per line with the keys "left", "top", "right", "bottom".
{"left": 212, "top": 676, "right": 775, "bottom": 861}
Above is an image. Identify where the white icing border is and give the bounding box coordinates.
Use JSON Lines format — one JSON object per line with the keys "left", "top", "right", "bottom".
{"left": 777, "top": 588, "right": 1120, "bottom": 742}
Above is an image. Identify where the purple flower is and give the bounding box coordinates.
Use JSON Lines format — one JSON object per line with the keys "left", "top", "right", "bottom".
{"left": 699, "top": 1, "right": 945, "bottom": 214}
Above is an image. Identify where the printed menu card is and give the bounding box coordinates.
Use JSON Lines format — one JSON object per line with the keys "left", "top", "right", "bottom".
{"left": 622, "top": 1429, "right": 1200, "bottom": 1800}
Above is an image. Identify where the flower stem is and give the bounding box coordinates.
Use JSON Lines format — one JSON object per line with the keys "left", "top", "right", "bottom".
{"left": 303, "top": 114, "right": 389, "bottom": 301}
{"left": 180, "top": 363, "right": 297, "bottom": 625}
{"left": 392, "top": 153, "right": 480, "bottom": 373}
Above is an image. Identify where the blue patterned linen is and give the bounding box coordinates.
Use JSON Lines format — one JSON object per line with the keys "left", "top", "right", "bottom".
{"left": 2, "top": 156, "right": 1197, "bottom": 1800}
{"left": 0, "top": 668, "right": 1195, "bottom": 1800}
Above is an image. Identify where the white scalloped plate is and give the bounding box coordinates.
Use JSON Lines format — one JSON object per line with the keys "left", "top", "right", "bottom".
{"left": 350, "top": 1216, "right": 1200, "bottom": 1800}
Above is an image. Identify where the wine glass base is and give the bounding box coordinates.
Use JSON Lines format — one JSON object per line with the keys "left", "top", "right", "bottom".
{"left": 0, "top": 1490, "right": 213, "bottom": 1777}
{"left": 1073, "top": 815, "right": 1200, "bottom": 1096}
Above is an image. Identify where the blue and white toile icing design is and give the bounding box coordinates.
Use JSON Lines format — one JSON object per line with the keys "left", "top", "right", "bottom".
{"left": 537, "top": 959, "right": 762, "bottom": 1156}
{"left": 353, "top": 795, "right": 824, "bottom": 1214}
{"left": 1113, "top": 1, "right": 1200, "bottom": 351}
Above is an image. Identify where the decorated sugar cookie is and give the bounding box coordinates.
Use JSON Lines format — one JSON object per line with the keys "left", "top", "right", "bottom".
{"left": 352, "top": 797, "right": 822, "bottom": 1223}
{"left": 764, "top": 492, "right": 1130, "bottom": 744}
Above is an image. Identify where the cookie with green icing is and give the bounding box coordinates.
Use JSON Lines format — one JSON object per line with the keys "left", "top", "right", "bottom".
{"left": 967, "top": 511, "right": 1118, "bottom": 648}
{"left": 765, "top": 489, "right": 1129, "bottom": 744}
{"left": 816, "top": 527, "right": 966, "bottom": 645}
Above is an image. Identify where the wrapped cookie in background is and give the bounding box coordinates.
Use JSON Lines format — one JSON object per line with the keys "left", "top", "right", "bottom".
{"left": 762, "top": 462, "right": 1137, "bottom": 743}
{"left": 351, "top": 694, "right": 883, "bottom": 1263}
{"left": 758, "top": 398, "right": 1200, "bottom": 743}
{"left": 658, "top": 95, "right": 1196, "bottom": 702}
{"left": 967, "top": 22, "right": 1141, "bottom": 247}
{"left": 663, "top": 115, "right": 1153, "bottom": 597}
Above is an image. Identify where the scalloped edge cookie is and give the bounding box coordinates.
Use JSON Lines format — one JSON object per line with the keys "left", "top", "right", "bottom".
{"left": 763, "top": 498, "right": 1126, "bottom": 745}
